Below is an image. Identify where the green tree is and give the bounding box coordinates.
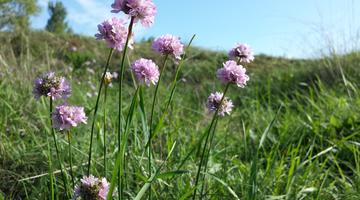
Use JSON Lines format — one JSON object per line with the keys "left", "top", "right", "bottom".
{"left": 45, "top": 1, "right": 71, "bottom": 34}
{"left": 0, "top": 0, "right": 39, "bottom": 31}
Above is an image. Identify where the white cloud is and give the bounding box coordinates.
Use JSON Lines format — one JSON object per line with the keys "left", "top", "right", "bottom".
{"left": 67, "top": 0, "right": 115, "bottom": 35}
{"left": 67, "top": 0, "right": 147, "bottom": 38}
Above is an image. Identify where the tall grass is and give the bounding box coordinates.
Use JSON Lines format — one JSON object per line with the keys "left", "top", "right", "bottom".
{"left": 0, "top": 30, "right": 360, "bottom": 199}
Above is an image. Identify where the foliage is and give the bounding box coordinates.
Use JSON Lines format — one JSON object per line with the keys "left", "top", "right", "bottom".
{"left": 0, "top": 0, "right": 39, "bottom": 31}
{"left": 0, "top": 31, "right": 360, "bottom": 199}
{"left": 45, "top": 1, "right": 71, "bottom": 34}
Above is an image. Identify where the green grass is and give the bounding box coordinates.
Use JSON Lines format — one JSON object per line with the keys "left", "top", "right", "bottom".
{"left": 0, "top": 31, "right": 360, "bottom": 199}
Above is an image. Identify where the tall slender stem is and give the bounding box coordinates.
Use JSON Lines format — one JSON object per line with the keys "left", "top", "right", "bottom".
{"left": 199, "top": 118, "right": 219, "bottom": 197}
{"left": 67, "top": 131, "right": 74, "bottom": 189}
{"left": 107, "top": 87, "right": 139, "bottom": 200}
{"left": 148, "top": 55, "right": 169, "bottom": 199}
{"left": 47, "top": 136, "right": 55, "bottom": 200}
{"left": 117, "top": 17, "right": 135, "bottom": 200}
{"left": 87, "top": 48, "right": 114, "bottom": 175}
{"left": 103, "top": 85, "right": 108, "bottom": 176}
{"left": 192, "top": 83, "right": 231, "bottom": 200}
{"left": 49, "top": 98, "right": 70, "bottom": 199}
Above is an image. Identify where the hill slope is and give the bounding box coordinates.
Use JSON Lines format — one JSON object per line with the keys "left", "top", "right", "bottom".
{"left": 1, "top": 31, "right": 360, "bottom": 199}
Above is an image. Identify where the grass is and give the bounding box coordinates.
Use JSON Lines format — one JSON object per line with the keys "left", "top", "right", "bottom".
{"left": 0, "top": 31, "right": 360, "bottom": 199}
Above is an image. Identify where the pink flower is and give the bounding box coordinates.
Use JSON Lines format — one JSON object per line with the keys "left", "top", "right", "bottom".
{"left": 52, "top": 104, "right": 87, "bottom": 131}
{"left": 131, "top": 58, "right": 159, "bottom": 86}
{"left": 152, "top": 34, "right": 184, "bottom": 59}
{"left": 228, "top": 43, "right": 254, "bottom": 63}
{"left": 73, "top": 175, "right": 110, "bottom": 200}
{"left": 111, "top": 0, "right": 156, "bottom": 27}
{"left": 33, "top": 71, "right": 71, "bottom": 100}
{"left": 206, "top": 92, "right": 234, "bottom": 116}
{"left": 95, "top": 17, "right": 133, "bottom": 51}
{"left": 98, "top": 178, "right": 110, "bottom": 199}
{"left": 217, "top": 60, "right": 249, "bottom": 88}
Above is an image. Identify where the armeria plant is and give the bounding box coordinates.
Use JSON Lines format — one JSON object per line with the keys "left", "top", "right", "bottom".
{"left": 33, "top": 0, "right": 253, "bottom": 199}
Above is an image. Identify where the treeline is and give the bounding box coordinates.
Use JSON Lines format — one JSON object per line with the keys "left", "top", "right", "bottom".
{"left": 0, "top": 0, "right": 70, "bottom": 34}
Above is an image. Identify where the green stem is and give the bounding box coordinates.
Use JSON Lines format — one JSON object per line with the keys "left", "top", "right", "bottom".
{"left": 107, "top": 86, "right": 139, "bottom": 200}
{"left": 103, "top": 85, "right": 108, "bottom": 176}
{"left": 117, "top": 16, "right": 135, "bottom": 200}
{"left": 87, "top": 48, "right": 114, "bottom": 175}
{"left": 199, "top": 118, "right": 219, "bottom": 197}
{"left": 192, "top": 83, "right": 231, "bottom": 200}
{"left": 148, "top": 54, "right": 169, "bottom": 199}
{"left": 67, "top": 131, "right": 74, "bottom": 189}
{"left": 50, "top": 98, "right": 70, "bottom": 199}
{"left": 145, "top": 35, "right": 195, "bottom": 147}
{"left": 47, "top": 137, "right": 55, "bottom": 200}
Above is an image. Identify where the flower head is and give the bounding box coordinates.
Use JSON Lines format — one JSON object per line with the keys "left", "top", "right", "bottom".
{"left": 206, "top": 92, "right": 234, "bottom": 116}
{"left": 73, "top": 175, "right": 110, "bottom": 200}
{"left": 33, "top": 72, "right": 71, "bottom": 100}
{"left": 95, "top": 17, "right": 133, "bottom": 51}
{"left": 52, "top": 104, "right": 87, "bottom": 131}
{"left": 217, "top": 60, "right": 249, "bottom": 87}
{"left": 152, "top": 34, "right": 184, "bottom": 59}
{"left": 228, "top": 43, "right": 254, "bottom": 63}
{"left": 111, "top": 0, "right": 156, "bottom": 27}
{"left": 104, "top": 72, "right": 113, "bottom": 85}
{"left": 131, "top": 58, "right": 159, "bottom": 86}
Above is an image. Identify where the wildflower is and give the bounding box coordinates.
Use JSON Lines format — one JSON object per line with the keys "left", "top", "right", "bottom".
{"left": 152, "top": 34, "right": 184, "bottom": 59}
{"left": 112, "top": 71, "right": 119, "bottom": 79}
{"left": 228, "top": 43, "right": 254, "bottom": 63}
{"left": 217, "top": 60, "right": 249, "bottom": 88}
{"left": 52, "top": 104, "right": 87, "bottom": 131}
{"left": 206, "top": 92, "right": 234, "bottom": 116}
{"left": 33, "top": 72, "right": 71, "bottom": 100}
{"left": 95, "top": 17, "right": 133, "bottom": 51}
{"left": 104, "top": 72, "right": 113, "bottom": 85}
{"left": 73, "top": 175, "right": 110, "bottom": 200}
{"left": 111, "top": 0, "right": 156, "bottom": 27}
{"left": 131, "top": 58, "right": 159, "bottom": 86}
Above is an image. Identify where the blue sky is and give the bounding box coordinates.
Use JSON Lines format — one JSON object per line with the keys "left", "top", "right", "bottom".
{"left": 32, "top": 0, "right": 360, "bottom": 58}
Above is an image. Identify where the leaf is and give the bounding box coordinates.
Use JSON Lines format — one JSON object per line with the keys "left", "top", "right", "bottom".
{"left": 259, "top": 105, "right": 282, "bottom": 149}
{"left": 156, "top": 170, "right": 190, "bottom": 179}
{"left": 206, "top": 173, "right": 240, "bottom": 200}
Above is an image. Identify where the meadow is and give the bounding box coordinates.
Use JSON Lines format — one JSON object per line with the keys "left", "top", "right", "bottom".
{"left": 1, "top": 25, "right": 360, "bottom": 200}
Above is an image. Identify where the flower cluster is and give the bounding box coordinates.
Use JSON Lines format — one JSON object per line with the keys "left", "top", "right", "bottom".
{"left": 111, "top": 0, "right": 157, "bottom": 27}
{"left": 95, "top": 17, "right": 133, "bottom": 51}
{"left": 205, "top": 44, "right": 253, "bottom": 116}
{"left": 217, "top": 60, "right": 249, "bottom": 88}
{"left": 52, "top": 104, "right": 87, "bottom": 131}
{"left": 152, "top": 34, "right": 184, "bottom": 59}
{"left": 131, "top": 58, "right": 160, "bottom": 86}
{"left": 206, "top": 92, "right": 234, "bottom": 116}
{"left": 228, "top": 43, "right": 254, "bottom": 63}
{"left": 73, "top": 175, "right": 110, "bottom": 200}
{"left": 33, "top": 72, "right": 71, "bottom": 100}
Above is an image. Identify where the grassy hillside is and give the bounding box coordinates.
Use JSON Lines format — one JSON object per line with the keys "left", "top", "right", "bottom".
{"left": 1, "top": 31, "right": 360, "bottom": 199}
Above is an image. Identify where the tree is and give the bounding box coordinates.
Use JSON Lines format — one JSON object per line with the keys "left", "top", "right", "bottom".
{"left": 45, "top": 1, "right": 71, "bottom": 34}
{"left": 0, "top": 0, "right": 39, "bottom": 31}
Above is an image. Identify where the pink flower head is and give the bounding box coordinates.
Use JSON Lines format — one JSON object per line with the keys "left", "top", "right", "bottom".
{"left": 152, "top": 34, "right": 184, "bottom": 59}
{"left": 95, "top": 17, "right": 133, "bottom": 51}
{"left": 217, "top": 60, "right": 249, "bottom": 88}
{"left": 206, "top": 92, "right": 234, "bottom": 117}
{"left": 52, "top": 104, "right": 87, "bottom": 131}
{"left": 73, "top": 175, "right": 110, "bottom": 200}
{"left": 131, "top": 58, "right": 159, "bottom": 86}
{"left": 111, "top": 0, "right": 156, "bottom": 27}
{"left": 229, "top": 43, "right": 254, "bottom": 63}
{"left": 33, "top": 71, "right": 71, "bottom": 100}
